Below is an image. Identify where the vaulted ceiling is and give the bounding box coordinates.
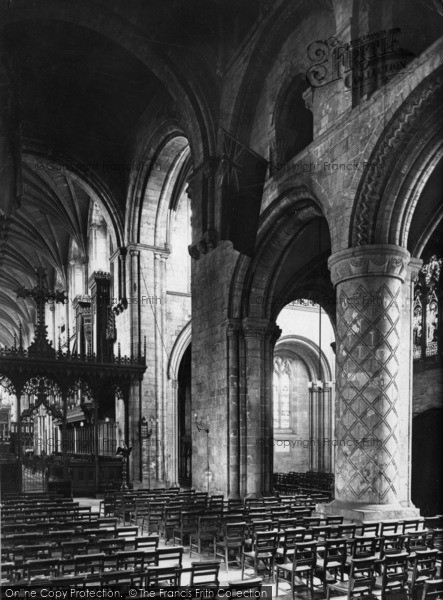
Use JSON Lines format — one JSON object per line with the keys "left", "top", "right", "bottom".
{"left": 0, "top": 0, "right": 262, "bottom": 347}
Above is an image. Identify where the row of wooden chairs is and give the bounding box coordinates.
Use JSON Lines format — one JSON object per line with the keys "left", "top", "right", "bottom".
{"left": 233, "top": 530, "right": 442, "bottom": 599}
{"left": 3, "top": 564, "right": 266, "bottom": 598}
{"left": 2, "top": 534, "right": 160, "bottom": 564}
{"left": 2, "top": 545, "right": 183, "bottom": 583}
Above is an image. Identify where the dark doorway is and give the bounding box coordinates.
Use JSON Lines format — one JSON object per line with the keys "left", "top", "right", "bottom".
{"left": 412, "top": 408, "right": 443, "bottom": 516}
{"left": 178, "top": 344, "right": 191, "bottom": 486}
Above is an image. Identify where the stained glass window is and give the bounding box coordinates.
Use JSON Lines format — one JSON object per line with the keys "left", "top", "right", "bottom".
{"left": 413, "top": 256, "right": 441, "bottom": 360}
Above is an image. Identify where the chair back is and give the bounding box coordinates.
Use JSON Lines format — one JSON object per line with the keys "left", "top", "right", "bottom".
{"left": 322, "top": 538, "right": 348, "bottom": 570}
{"left": 410, "top": 549, "right": 439, "bottom": 589}
{"left": 155, "top": 546, "right": 184, "bottom": 567}
{"left": 351, "top": 535, "right": 378, "bottom": 559}
{"left": 347, "top": 557, "right": 376, "bottom": 599}
{"left": 381, "top": 552, "right": 409, "bottom": 598}
{"left": 198, "top": 515, "right": 219, "bottom": 536}
{"left": 421, "top": 579, "right": 443, "bottom": 600}
{"left": 361, "top": 522, "right": 380, "bottom": 537}
{"left": 405, "top": 531, "right": 429, "bottom": 554}
{"left": 292, "top": 541, "right": 317, "bottom": 569}
{"left": 135, "top": 535, "right": 159, "bottom": 550}
{"left": 190, "top": 561, "right": 220, "bottom": 587}
{"left": 253, "top": 530, "right": 279, "bottom": 555}
{"left": 379, "top": 534, "right": 405, "bottom": 559}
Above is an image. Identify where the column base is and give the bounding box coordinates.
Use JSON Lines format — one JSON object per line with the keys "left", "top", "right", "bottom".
{"left": 317, "top": 500, "right": 421, "bottom": 523}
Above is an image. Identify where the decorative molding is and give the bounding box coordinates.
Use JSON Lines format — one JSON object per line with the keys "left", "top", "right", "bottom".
{"left": 328, "top": 245, "right": 410, "bottom": 286}
{"left": 352, "top": 70, "right": 443, "bottom": 246}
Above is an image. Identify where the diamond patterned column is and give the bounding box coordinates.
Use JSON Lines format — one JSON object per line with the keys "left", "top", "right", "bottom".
{"left": 322, "top": 245, "right": 420, "bottom": 520}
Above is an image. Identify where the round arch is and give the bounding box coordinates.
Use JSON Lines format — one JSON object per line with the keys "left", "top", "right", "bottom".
{"left": 349, "top": 66, "right": 443, "bottom": 249}
{"left": 229, "top": 188, "right": 334, "bottom": 322}
{"left": 275, "top": 334, "right": 333, "bottom": 382}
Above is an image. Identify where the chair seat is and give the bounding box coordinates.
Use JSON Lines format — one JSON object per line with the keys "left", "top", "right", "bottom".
{"left": 243, "top": 551, "right": 273, "bottom": 559}
{"left": 278, "top": 563, "right": 313, "bottom": 574}
{"left": 317, "top": 559, "right": 342, "bottom": 569}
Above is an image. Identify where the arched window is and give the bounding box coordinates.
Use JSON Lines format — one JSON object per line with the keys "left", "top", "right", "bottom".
{"left": 273, "top": 356, "right": 292, "bottom": 430}
{"left": 273, "top": 74, "right": 313, "bottom": 166}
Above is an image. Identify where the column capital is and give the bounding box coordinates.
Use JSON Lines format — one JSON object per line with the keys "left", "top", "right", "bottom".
{"left": 328, "top": 244, "right": 410, "bottom": 286}
{"left": 408, "top": 257, "right": 424, "bottom": 282}
{"left": 223, "top": 318, "right": 241, "bottom": 337}
{"left": 242, "top": 317, "right": 281, "bottom": 342}
{"left": 242, "top": 317, "right": 269, "bottom": 339}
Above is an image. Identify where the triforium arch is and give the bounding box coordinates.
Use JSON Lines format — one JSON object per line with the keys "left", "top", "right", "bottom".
{"left": 226, "top": 189, "right": 334, "bottom": 498}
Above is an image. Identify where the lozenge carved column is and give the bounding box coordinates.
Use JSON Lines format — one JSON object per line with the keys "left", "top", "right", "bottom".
{"left": 323, "top": 245, "right": 420, "bottom": 520}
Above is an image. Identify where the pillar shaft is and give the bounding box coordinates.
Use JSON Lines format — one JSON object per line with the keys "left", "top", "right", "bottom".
{"left": 322, "top": 245, "right": 420, "bottom": 520}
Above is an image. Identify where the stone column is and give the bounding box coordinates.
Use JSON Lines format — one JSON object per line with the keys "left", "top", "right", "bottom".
{"left": 154, "top": 251, "right": 168, "bottom": 483}
{"left": 321, "top": 244, "right": 420, "bottom": 521}
{"left": 242, "top": 318, "right": 281, "bottom": 497}
{"left": 226, "top": 319, "right": 241, "bottom": 499}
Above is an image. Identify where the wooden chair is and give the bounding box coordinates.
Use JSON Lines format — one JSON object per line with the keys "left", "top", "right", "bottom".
{"left": 173, "top": 509, "right": 199, "bottom": 546}
{"left": 159, "top": 507, "right": 182, "bottom": 543}
{"left": 213, "top": 521, "right": 247, "bottom": 572}
{"left": 144, "top": 502, "right": 165, "bottom": 534}
{"left": 116, "top": 550, "right": 145, "bottom": 571}
{"left": 145, "top": 565, "right": 182, "bottom": 587}
{"left": 189, "top": 515, "right": 219, "bottom": 557}
{"left": 277, "top": 527, "right": 307, "bottom": 562}
{"left": 347, "top": 536, "right": 378, "bottom": 563}
{"left": 98, "top": 538, "right": 126, "bottom": 554}
{"left": 74, "top": 552, "right": 105, "bottom": 575}
{"left": 375, "top": 534, "right": 406, "bottom": 572}
{"left": 408, "top": 549, "right": 439, "bottom": 600}
{"left": 326, "top": 557, "right": 377, "bottom": 600}
{"left": 420, "top": 579, "right": 443, "bottom": 600}
{"left": 405, "top": 531, "right": 429, "bottom": 559}
{"left": 25, "top": 557, "right": 60, "bottom": 581}
{"left": 374, "top": 552, "right": 409, "bottom": 600}
{"left": 241, "top": 530, "right": 279, "bottom": 582}
{"left": 154, "top": 547, "right": 184, "bottom": 568}
{"left": 61, "top": 540, "right": 89, "bottom": 558}
{"left": 316, "top": 538, "right": 348, "bottom": 592}
{"left": 276, "top": 540, "right": 318, "bottom": 597}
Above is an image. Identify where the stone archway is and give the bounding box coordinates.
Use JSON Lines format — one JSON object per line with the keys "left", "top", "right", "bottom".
{"left": 227, "top": 190, "right": 334, "bottom": 497}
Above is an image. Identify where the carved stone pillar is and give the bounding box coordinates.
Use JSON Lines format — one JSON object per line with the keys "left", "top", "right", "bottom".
{"left": 320, "top": 244, "right": 420, "bottom": 521}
